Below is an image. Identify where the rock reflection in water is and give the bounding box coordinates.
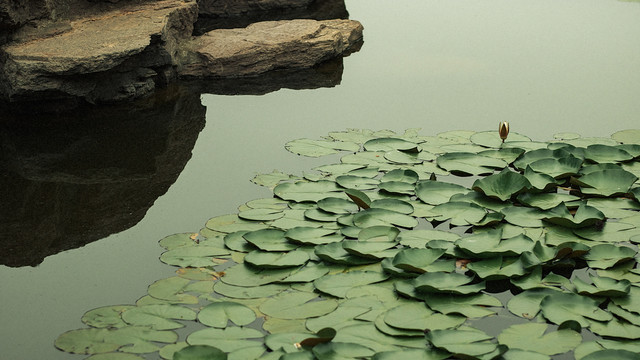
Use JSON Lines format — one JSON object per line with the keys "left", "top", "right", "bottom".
{"left": 0, "top": 53, "right": 351, "bottom": 267}
{"left": 0, "top": 85, "right": 206, "bottom": 267}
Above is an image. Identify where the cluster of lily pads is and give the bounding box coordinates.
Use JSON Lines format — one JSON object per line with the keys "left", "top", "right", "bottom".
{"left": 55, "top": 128, "right": 640, "bottom": 360}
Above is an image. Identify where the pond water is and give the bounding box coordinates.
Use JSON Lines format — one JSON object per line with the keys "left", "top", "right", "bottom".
{"left": 1, "top": 0, "right": 640, "bottom": 359}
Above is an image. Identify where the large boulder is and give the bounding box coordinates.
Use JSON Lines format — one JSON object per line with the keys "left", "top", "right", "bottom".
{"left": 0, "top": 0, "right": 198, "bottom": 104}
{"left": 179, "top": 19, "right": 363, "bottom": 78}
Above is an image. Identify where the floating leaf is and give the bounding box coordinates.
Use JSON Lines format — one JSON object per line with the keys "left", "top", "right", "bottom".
{"left": 426, "top": 327, "right": 500, "bottom": 357}
{"left": 160, "top": 246, "right": 230, "bottom": 268}
{"left": 172, "top": 345, "right": 227, "bottom": 360}
{"left": 313, "top": 271, "right": 389, "bottom": 298}
{"left": 540, "top": 292, "right": 612, "bottom": 327}
{"left": 186, "top": 327, "right": 263, "bottom": 353}
{"left": 55, "top": 327, "right": 178, "bottom": 354}
{"left": 584, "top": 244, "right": 637, "bottom": 269}
{"left": 383, "top": 302, "right": 465, "bottom": 331}
{"left": 198, "top": 302, "right": 256, "bottom": 328}
{"left": 220, "top": 263, "right": 293, "bottom": 287}
{"left": 242, "top": 229, "right": 298, "bottom": 252}
{"left": 472, "top": 169, "right": 531, "bottom": 201}
{"left": 284, "top": 227, "right": 342, "bottom": 245}
{"left": 424, "top": 201, "right": 487, "bottom": 226}
{"left": 82, "top": 306, "right": 134, "bottom": 329}
{"left": 436, "top": 152, "right": 507, "bottom": 176}
{"left": 205, "top": 214, "right": 268, "bottom": 234}
{"left": 380, "top": 169, "right": 419, "bottom": 184}
{"left": 353, "top": 208, "right": 418, "bottom": 228}
{"left": 121, "top": 304, "right": 196, "bottom": 330}
{"left": 415, "top": 180, "right": 470, "bottom": 205}
{"left": 285, "top": 138, "right": 360, "bottom": 157}
{"left": 274, "top": 181, "right": 344, "bottom": 202}
{"left": 497, "top": 323, "right": 581, "bottom": 356}
{"left": 543, "top": 203, "right": 606, "bottom": 228}
{"left": 332, "top": 323, "right": 426, "bottom": 352}
{"left": 259, "top": 291, "right": 338, "bottom": 320}
{"left": 414, "top": 272, "right": 484, "bottom": 295}
{"left": 391, "top": 248, "right": 448, "bottom": 273}
{"left": 363, "top": 138, "right": 418, "bottom": 152}
{"left": 507, "top": 288, "right": 563, "bottom": 319}
{"left": 528, "top": 156, "right": 583, "bottom": 179}
{"left": 572, "top": 169, "right": 638, "bottom": 197}
{"left": 584, "top": 144, "right": 634, "bottom": 163}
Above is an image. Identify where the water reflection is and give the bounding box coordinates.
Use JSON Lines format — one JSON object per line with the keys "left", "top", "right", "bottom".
{"left": 0, "top": 85, "right": 206, "bottom": 267}
{"left": 0, "top": 51, "right": 356, "bottom": 267}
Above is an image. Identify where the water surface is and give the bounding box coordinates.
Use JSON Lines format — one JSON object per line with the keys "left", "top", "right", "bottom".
{"left": 1, "top": 0, "right": 640, "bottom": 359}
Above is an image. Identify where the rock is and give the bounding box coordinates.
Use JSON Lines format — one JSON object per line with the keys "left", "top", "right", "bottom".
{"left": 178, "top": 19, "right": 363, "bottom": 78}
{"left": 0, "top": 0, "right": 198, "bottom": 104}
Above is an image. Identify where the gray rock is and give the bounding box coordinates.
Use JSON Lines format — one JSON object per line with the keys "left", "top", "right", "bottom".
{"left": 0, "top": 0, "right": 198, "bottom": 103}
{"left": 179, "top": 19, "right": 363, "bottom": 78}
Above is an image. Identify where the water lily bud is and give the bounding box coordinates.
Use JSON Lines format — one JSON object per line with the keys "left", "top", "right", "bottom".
{"left": 499, "top": 122, "right": 509, "bottom": 143}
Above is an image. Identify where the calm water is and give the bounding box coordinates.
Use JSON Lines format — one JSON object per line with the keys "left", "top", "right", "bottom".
{"left": 2, "top": 0, "right": 640, "bottom": 359}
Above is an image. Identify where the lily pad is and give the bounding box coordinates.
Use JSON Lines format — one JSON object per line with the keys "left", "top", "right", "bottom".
{"left": 572, "top": 169, "right": 638, "bottom": 197}
{"left": 415, "top": 180, "right": 470, "bottom": 205}
{"left": 186, "top": 327, "right": 263, "bottom": 353}
{"left": 472, "top": 169, "right": 531, "bottom": 201}
{"left": 436, "top": 152, "right": 507, "bottom": 176}
{"left": 197, "top": 302, "right": 257, "bottom": 328}
{"left": 285, "top": 138, "right": 360, "bottom": 157}
{"left": 497, "top": 323, "right": 581, "bottom": 356}
{"left": 259, "top": 291, "right": 338, "bottom": 319}
{"left": 313, "top": 271, "right": 389, "bottom": 298}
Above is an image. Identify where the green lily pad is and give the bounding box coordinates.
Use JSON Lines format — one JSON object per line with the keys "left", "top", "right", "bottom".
{"left": 528, "top": 156, "right": 583, "bottom": 179}
{"left": 543, "top": 203, "right": 606, "bottom": 228}
{"left": 55, "top": 327, "right": 178, "bottom": 354}
{"left": 391, "top": 248, "right": 447, "bottom": 274}
{"left": 415, "top": 180, "right": 470, "bottom": 205}
{"left": 584, "top": 244, "right": 637, "bottom": 269}
{"left": 242, "top": 229, "right": 298, "bottom": 252}
{"left": 517, "top": 192, "right": 580, "bottom": 210}
{"left": 472, "top": 169, "right": 531, "bottom": 201}
{"left": 380, "top": 169, "right": 419, "bottom": 184}
{"left": 160, "top": 246, "right": 230, "bottom": 268}
{"left": 316, "top": 197, "right": 359, "bottom": 214}
{"left": 352, "top": 208, "right": 418, "bottom": 228}
{"left": 313, "top": 271, "right": 389, "bottom": 298}
{"left": 285, "top": 138, "right": 360, "bottom": 157}
{"left": 420, "top": 293, "right": 502, "bottom": 318}
{"left": 573, "top": 169, "right": 638, "bottom": 197}
{"left": 284, "top": 227, "right": 343, "bottom": 245}
{"left": 573, "top": 275, "right": 631, "bottom": 297}
{"left": 383, "top": 302, "right": 465, "bottom": 331}
{"left": 244, "top": 249, "right": 310, "bottom": 269}
{"left": 197, "top": 301, "right": 256, "bottom": 328}
{"left": 436, "top": 152, "right": 507, "bottom": 176}
{"left": 424, "top": 201, "right": 487, "bottom": 226}
{"left": 274, "top": 181, "right": 344, "bottom": 202}
{"left": 497, "top": 323, "right": 582, "bottom": 356}
{"left": 540, "top": 292, "right": 612, "bottom": 327}
{"left": 172, "top": 345, "right": 226, "bottom": 360}
{"left": 259, "top": 291, "right": 338, "bottom": 319}
{"left": 363, "top": 137, "right": 418, "bottom": 152}
{"left": 82, "top": 306, "right": 134, "bottom": 329}
{"left": 584, "top": 144, "right": 634, "bottom": 163}
{"left": 426, "top": 327, "right": 500, "bottom": 357}
{"left": 186, "top": 327, "right": 263, "bottom": 353}
{"left": 213, "top": 282, "right": 288, "bottom": 299}
{"left": 121, "top": 304, "right": 196, "bottom": 330}
{"left": 413, "top": 272, "right": 485, "bottom": 295}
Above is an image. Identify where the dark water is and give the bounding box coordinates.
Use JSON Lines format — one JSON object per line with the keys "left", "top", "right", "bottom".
{"left": 1, "top": 0, "right": 640, "bottom": 359}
